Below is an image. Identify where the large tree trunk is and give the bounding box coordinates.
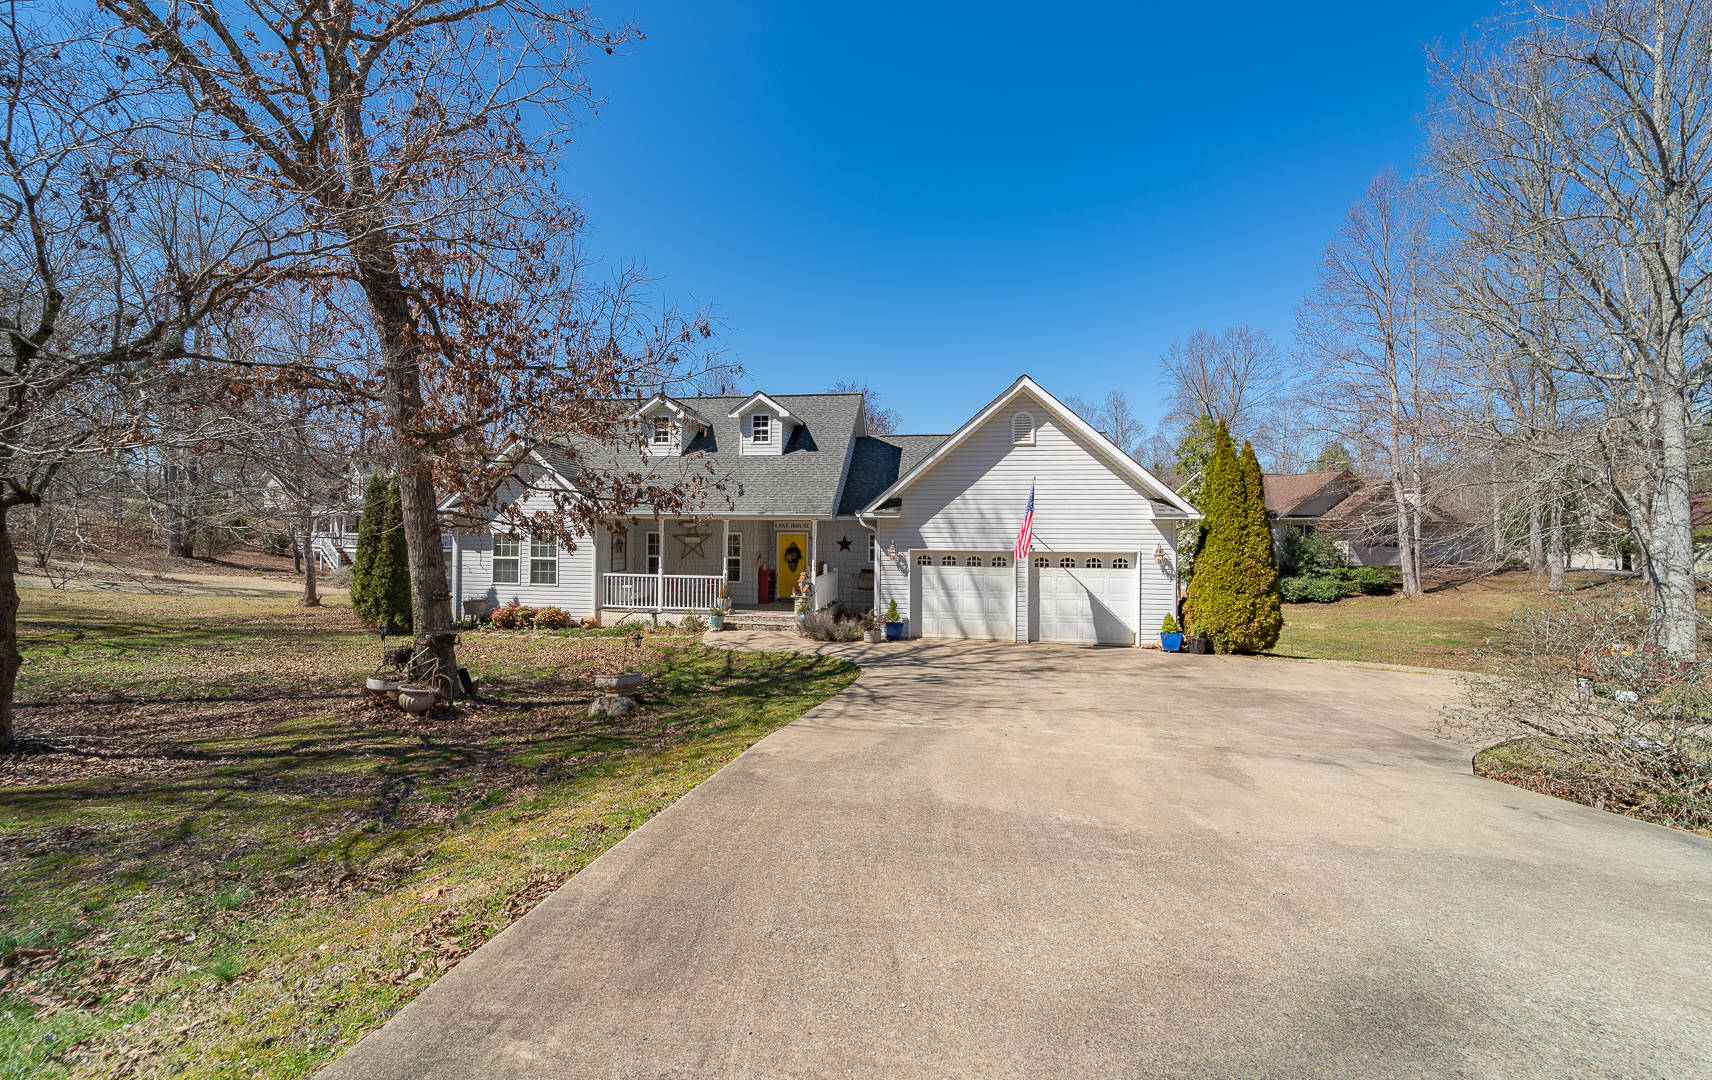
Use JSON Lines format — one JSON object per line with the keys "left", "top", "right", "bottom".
{"left": 299, "top": 503, "right": 320, "bottom": 607}
{"left": 355, "top": 242, "right": 457, "bottom": 698}
{"left": 1651, "top": 344, "right": 1698, "bottom": 658}
{"left": 0, "top": 505, "right": 20, "bottom": 753}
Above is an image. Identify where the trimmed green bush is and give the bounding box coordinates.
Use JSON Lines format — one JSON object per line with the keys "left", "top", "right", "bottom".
{"left": 369, "top": 476, "right": 414, "bottom": 635}
{"left": 350, "top": 473, "right": 387, "bottom": 625}
{"left": 1280, "top": 576, "right": 1344, "bottom": 603}
{"left": 1185, "top": 426, "right": 1283, "bottom": 654}
{"left": 1161, "top": 612, "right": 1178, "bottom": 633}
{"left": 1351, "top": 565, "right": 1398, "bottom": 595}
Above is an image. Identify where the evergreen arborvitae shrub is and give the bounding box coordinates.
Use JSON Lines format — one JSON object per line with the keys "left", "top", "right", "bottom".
{"left": 1236, "top": 439, "right": 1283, "bottom": 651}
{"left": 1184, "top": 425, "right": 1282, "bottom": 654}
{"left": 350, "top": 474, "right": 387, "bottom": 625}
{"left": 370, "top": 476, "right": 414, "bottom": 635}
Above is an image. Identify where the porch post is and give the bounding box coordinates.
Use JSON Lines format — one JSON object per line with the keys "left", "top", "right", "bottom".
{"left": 450, "top": 527, "right": 463, "bottom": 620}
{"left": 810, "top": 519, "right": 818, "bottom": 576}
{"left": 654, "top": 514, "right": 663, "bottom": 610}
{"left": 722, "top": 518, "right": 730, "bottom": 590}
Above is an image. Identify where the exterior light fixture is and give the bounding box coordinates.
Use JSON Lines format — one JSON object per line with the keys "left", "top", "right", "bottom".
{"left": 887, "top": 541, "right": 898, "bottom": 558}
{"left": 1154, "top": 544, "right": 1166, "bottom": 565}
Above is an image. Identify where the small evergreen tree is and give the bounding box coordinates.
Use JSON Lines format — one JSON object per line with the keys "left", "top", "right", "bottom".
{"left": 350, "top": 474, "right": 387, "bottom": 625}
{"left": 1237, "top": 440, "right": 1283, "bottom": 651}
{"left": 369, "top": 476, "right": 414, "bottom": 635}
{"left": 1184, "top": 425, "right": 1282, "bottom": 653}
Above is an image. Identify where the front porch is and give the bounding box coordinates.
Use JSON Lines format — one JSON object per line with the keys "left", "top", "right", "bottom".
{"left": 599, "top": 571, "right": 840, "bottom": 614}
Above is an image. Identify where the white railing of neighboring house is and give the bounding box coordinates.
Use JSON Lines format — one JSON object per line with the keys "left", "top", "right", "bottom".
{"left": 602, "top": 573, "right": 724, "bottom": 612}
{"left": 812, "top": 568, "right": 837, "bottom": 610}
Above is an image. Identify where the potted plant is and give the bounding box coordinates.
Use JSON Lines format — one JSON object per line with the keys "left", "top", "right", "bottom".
{"left": 883, "top": 599, "right": 905, "bottom": 641}
{"left": 709, "top": 602, "right": 725, "bottom": 632}
{"left": 1159, "top": 612, "right": 1183, "bottom": 653}
{"left": 862, "top": 611, "right": 881, "bottom": 644}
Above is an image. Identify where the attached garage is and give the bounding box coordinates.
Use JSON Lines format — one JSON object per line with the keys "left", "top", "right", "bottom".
{"left": 1032, "top": 554, "right": 1137, "bottom": 645}
{"left": 917, "top": 553, "right": 1013, "bottom": 640}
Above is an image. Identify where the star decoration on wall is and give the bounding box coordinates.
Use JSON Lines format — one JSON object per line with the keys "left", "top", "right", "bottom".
{"left": 837, "top": 536, "right": 852, "bottom": 551}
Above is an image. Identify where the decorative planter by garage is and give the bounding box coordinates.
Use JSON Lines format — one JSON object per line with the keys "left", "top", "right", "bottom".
{"left": 1160, "top": 631, "right": 1183, "bottom": 652}
{"left": 1189, "top": 635, "right": 1212, "bottom": 655}
{"left": 884, "top": 620, "right": 905, "bottom": 641}
{"left": 863, "top": 629, "right": 882, "bottom": 643}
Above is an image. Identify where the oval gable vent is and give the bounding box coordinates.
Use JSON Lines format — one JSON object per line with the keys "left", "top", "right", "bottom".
{"left": 1012, "top": 411, "right": 1035, "bottom": 445}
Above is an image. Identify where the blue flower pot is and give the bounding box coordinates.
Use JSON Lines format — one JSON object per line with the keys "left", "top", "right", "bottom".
{"left": 1160, "top": 631, "right": 1183, "bottom": 652}
{"left": 884, "top": 621, "right": 905, "bottom": 641}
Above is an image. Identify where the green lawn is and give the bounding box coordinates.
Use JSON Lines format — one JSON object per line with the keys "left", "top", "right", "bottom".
{"left": 1271, "top": 570, "right": 1632, "bottom": 670}
{"left": 0, "top": 591, "right": 856, "bottom": 1078}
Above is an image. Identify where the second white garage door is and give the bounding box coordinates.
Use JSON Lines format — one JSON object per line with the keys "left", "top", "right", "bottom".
{"left": 1036, "top": 556, "right": 1137, "bottom": 644}
{"left": 919, "top": 557, "right": 1013, "bottom": 640}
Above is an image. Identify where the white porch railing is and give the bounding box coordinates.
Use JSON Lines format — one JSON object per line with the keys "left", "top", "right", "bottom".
{"left": 812, "top": 568, "right": 838, "bottom": 610}
{"left": 602, "top": 573, "right": 724, "bottom": 612}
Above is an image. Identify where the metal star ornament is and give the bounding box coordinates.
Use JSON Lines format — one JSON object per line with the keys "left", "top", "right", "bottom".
{"left": 837, "top": 536, "right": 852, "bottom": 551}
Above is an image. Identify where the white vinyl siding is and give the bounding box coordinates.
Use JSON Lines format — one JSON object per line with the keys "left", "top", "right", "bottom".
{"left": 874, "top": 390, "right": 1177, "bottom": 640}
{"left": 454, "top": 489, "right": 596, "bottom": 618}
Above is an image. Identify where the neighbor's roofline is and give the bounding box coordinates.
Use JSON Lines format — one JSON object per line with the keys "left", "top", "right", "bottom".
{"left": 858, "top": 375, "right": 1200, "bottom": 517}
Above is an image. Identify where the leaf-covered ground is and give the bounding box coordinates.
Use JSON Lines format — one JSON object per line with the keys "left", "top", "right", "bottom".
{"left": 0, "top": 590, "right": 857, "bottom": 1078}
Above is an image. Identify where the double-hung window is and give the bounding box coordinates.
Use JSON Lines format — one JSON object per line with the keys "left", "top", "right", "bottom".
{"left": 726, "top": 532, "right": 742, "bottom": 581}
{"left": 750, "top": 413, "right": 771, "bottom": 443}
{"left": 530, "top": 539, "right": 558, "bottom": 584}
{"left": 867, "top": 532, "right": 875, "bottom": 560}
{"left": 652, "top": 416, "right": 672, "bottom": 445}
{"left": 646, "top": 531, "right": 661, "bottom": 574}
{"left": 493, "top": 537, "right": 520, "bottom": 583}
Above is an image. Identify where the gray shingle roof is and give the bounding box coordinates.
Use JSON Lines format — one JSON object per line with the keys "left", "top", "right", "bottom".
{"left": 540, "top": 393, "right": 873, "bottom": 517}
{"left": 836, "top": 435, "right": 950, "bottom": 517}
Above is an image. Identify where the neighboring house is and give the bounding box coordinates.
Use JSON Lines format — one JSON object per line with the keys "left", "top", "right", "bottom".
{"left": 444, "top": 376, "right": 1199, "bottom": 645}
{"left": 1262, "top": 469, "right": 1480, "bottom": 567}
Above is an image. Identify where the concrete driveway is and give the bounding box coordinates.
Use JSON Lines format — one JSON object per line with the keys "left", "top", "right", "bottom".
{"left": 323, "top": 633, "right": 1712, "bottom": 1079}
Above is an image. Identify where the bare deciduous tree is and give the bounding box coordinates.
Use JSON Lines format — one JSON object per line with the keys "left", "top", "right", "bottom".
{"left": 828, "top": 381, "right": 902, "bottom": 436}
{"left": 105, "top": 0, "right": 731, "bottom": 690}
{"left": 1434, "top": 0, "right": 1712, "bottom": 656}
{"left": 1297, "top": 169, "right": 1442, "bottom": 598}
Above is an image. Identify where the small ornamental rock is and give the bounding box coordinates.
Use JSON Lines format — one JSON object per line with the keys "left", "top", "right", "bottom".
{"left": 589, "top": 694, "right": 637, "bottom": 718}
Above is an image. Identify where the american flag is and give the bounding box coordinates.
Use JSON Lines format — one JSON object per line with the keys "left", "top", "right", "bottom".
{"left": 1014, "top": 484, "right": 1035, "bottom": 560}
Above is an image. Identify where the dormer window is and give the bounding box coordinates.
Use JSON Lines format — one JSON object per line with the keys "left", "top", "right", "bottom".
{"left": 652, "top": 416, "right": 672, "bottom": 445}
{"left": 751, "top": 413, "right": 771, "bottom": 443}
{"left": 1012, "top": 412, "right": 1035, "bottom": 445}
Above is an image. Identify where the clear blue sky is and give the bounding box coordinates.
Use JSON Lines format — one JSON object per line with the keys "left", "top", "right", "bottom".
{"left": 571, "top": 1, "right": 1496, "bottom": 435}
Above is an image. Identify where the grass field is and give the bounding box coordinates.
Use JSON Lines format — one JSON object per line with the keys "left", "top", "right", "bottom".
{"left": 1271, "top": 569, "right": 1633, "bottom": 670}
{"left": 0, "top": 589, "right": 857, "bottom": 1079}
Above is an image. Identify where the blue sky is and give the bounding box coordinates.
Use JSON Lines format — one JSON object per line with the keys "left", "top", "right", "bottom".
{"left": 571, "top": 1, "right": 1496, "bottom": 435}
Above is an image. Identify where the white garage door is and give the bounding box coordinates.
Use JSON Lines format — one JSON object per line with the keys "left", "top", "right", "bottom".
{"left": 1036, "top": 555, "right": 1136, "bottom": 644}
{"left": 919, "top": 555, "right": 1013, "bottom": 640}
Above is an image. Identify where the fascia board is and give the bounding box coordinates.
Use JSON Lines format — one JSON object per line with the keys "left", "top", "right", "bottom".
{"left": 859, "top": 376, "right": 1199, "bottom": 516}
{"left": 726, "top": 392, "right": 794, "bottom": 420}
